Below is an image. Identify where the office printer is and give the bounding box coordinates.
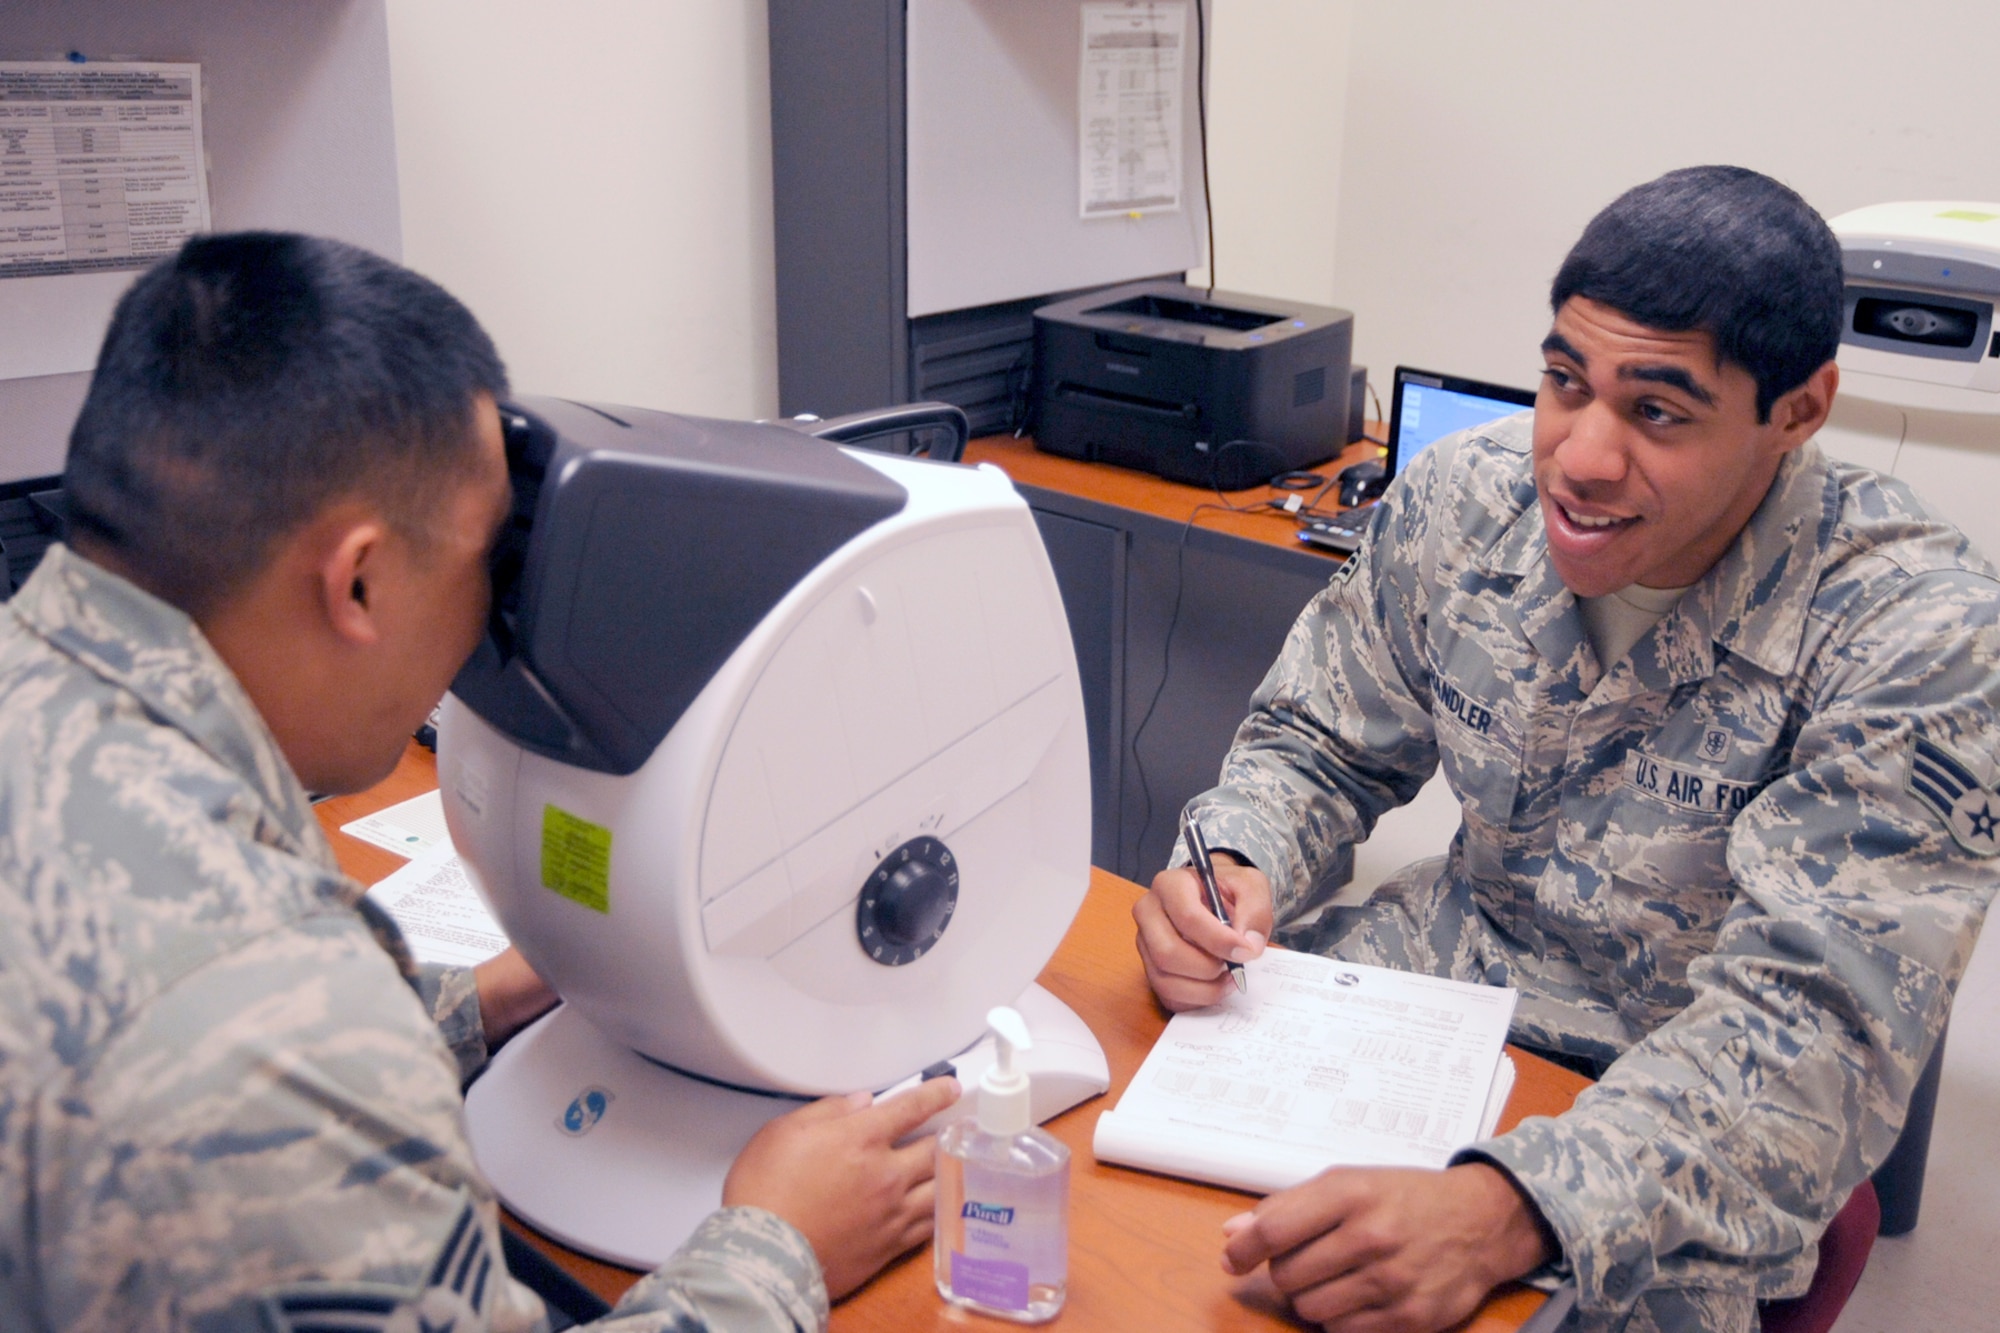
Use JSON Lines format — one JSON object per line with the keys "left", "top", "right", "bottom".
{"left": 440, "top": 397, "right": 1106, "bottom": 1267}
{"left": 1033, "top": 280, "right": 1355, "bottom": 489}
{"left": 1817, "top": 201, "right": 2000, "bottom": 557}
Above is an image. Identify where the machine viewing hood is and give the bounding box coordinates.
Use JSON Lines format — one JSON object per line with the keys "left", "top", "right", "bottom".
{"left": 452, "top": 396, "right": 967, "bottom": 774}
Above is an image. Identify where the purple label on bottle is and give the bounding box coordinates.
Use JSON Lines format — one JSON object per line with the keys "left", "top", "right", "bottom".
{"left": 950, "top": 1250, "right": 1030, "bottom": 1311}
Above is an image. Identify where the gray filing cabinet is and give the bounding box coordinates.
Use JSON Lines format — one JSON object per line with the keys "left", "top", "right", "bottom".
{"left": 1018, "top": 479, "right": 1337, "bottom": 880}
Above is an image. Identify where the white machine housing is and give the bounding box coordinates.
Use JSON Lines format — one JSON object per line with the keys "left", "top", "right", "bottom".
{"left": 439, "top": 399, "right": 1092, "bottom": 1096}
{"left": 1818, "top": 201, "right": 2000, "bottom": 557}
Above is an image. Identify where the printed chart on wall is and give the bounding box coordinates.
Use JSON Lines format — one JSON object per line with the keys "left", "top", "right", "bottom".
{"left": 0, "top": 62, "right": 210, "bottom": 277}
{"left": 1079, "top": 2, "right": 1184, "bottom": 219}
{"left": 0, "top": 62, "right": 212, "bottom": 380}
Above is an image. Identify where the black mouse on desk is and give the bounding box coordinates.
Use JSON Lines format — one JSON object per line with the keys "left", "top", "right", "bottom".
{"left": 1337, "top": 459, "right": 1388, "bottom": 508}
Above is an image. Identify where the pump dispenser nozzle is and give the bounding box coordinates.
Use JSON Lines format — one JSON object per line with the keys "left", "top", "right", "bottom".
{"left": 936, "top": 1004, "right": 1069, "bottom": 1319}
{"left": 978, "top": 1006, "right": 1034, "bottom": 1135}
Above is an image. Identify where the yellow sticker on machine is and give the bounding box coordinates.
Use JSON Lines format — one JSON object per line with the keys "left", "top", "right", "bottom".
{"left": 541, "top": 804, "right": 612, "bottom": 913}
{"left": 1936, "top": 209, "right": 1999, "bottom": 223}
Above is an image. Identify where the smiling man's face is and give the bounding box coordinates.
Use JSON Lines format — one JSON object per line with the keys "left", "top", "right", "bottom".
{"left": 1531, "top": 297, "right": 1832, "bottom": 599}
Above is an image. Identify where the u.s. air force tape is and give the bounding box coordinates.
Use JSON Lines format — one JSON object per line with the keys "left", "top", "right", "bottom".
{"left": 1907, "top": 736, "right": 2000, "bottom": 858}
{"left": 1623, "top": 749, "right": 1761, "bottom": 816}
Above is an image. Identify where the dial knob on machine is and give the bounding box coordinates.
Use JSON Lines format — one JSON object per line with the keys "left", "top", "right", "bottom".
{"left": 856, "top": 836, "right": 958, "bottom": 965}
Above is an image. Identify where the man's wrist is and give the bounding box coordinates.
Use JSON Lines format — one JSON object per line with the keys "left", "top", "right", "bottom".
{"left": 1450, "top": 1162, "right": 1560, "bottom": 1287}
{"left": 473, "top": 949, "right": 558, "bottom": 1048}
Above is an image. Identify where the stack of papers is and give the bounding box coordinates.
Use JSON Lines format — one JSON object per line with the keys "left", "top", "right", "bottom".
{"left": 364, "top": 841, "right": 511, "bottom": 968}
{"left": 344, "top": 792, "right": 509, "bottom": 968}
{"left": 1094, "top": 950, "right": 1516, "bottom": 1194}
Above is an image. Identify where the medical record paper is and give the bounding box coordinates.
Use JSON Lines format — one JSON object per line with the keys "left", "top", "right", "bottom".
{"left": 1094, "top": 950, "right": 1517, "bottom": 1194}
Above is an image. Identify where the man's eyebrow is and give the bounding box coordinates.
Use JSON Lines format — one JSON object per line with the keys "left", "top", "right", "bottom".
{"left": 1540, "top": 332, "right": 1584, "bottom": 364}
{"left": 1622, "top": 364, "right": 1717, "bottom": 407}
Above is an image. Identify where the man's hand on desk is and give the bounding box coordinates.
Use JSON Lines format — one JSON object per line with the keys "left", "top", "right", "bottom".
{"left": 1135, "top": 856, "right": 1275, "bottom": 1010}
{"left": 1221, "top": 1162, "right": 1557, "bottom": 1333}
{"left": 473, "top": 947, "right": 559, "bottom": 1048}
{"left": 723, "top": 1075, "right": 962, "bottom": 1301}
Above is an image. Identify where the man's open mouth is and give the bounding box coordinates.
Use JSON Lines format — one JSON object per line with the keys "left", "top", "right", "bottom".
{"left": 1557, "top": 501, "right": 1636, "bottom": 531}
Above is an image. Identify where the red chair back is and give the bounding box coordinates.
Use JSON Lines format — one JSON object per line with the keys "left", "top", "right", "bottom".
{"left": 1758, "top": 1179, "right": 1881, "bottom": 1333}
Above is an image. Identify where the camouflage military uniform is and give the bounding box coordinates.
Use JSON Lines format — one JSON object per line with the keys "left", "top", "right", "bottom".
{"left": 0, "top": 545, "right": 827, "bottom": 1332}
{"left": 1190, "top": 413, "right": 2000, "bottom": 1332}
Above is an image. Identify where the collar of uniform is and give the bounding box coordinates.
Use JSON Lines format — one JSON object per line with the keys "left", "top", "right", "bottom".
{"left": 9, "top": 544, "right": 332, "bottom": 867}
{"left": 1441, "top": 420, "right": 1597, "bottom": 674}
{"left": 1686, "top": 443, "right": 1834, "bottom": 679}
{"left": 1474, "top": 440, "right": 1834, "bottom": 680}
{"left": 1469, "top": 415, "right": 1550, "bottom": 584}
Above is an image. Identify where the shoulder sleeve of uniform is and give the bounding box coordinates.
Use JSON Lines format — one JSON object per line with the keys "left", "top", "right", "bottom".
{"left": 38, "top": 911, "right": 509, "bottom": 1329}
{"left": 1188, "top": 434, "right": 1452, "bottom": 919}
{"left": 607, "top": 1206, "right": 828, "bottom": 1333}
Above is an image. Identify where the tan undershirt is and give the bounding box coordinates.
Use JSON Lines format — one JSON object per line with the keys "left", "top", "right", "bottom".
{"left": 1579, "top": 581, "right": 1689, "bottom": 671}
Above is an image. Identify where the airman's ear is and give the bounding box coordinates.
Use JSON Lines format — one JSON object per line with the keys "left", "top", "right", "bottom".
{"left": 1773, "top": 359, "right": 1840, "bottom": 453}
{"left": 320, "top": 518, "right": 390, "bottom": 647}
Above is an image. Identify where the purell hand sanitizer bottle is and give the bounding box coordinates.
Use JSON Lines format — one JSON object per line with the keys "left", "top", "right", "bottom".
{"left": 934, "top": 1006, "right": 1070, "bottom": 1321}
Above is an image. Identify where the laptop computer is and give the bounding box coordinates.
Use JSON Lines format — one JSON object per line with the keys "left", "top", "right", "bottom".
{"left": 1298, "top": 366, "right": 1536, "bottom": 553}
{"left": 1383, "top": 365, "right": 1538, "bottom": 480}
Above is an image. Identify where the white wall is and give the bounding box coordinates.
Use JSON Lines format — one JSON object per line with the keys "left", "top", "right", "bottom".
{"left": 384, "top": 0, "right": 779, "bottom": 419}
{"left": 1329, "top": 0, "right": 2000, "bottom": 395}
{"left": 382, "top": 1, "right": 2000, "bottom": 425}
{"left": 383, "top": 0, "right": 1344, "bottom": 425}
{"left": 1188, "top": 0, "right": 1352, "bottom": 311}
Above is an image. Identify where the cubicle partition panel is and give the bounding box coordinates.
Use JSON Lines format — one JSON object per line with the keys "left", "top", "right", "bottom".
{"left": 0, "top": 476, "right": 65, "bottom": 596}
{"left": 769, "top": 0, "right": 1208, "bottom": 429}
{"left": 1020, "top": 482, "right": 1332, "bottom": 880}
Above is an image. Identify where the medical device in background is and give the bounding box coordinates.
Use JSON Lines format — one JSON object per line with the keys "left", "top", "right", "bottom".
{"left": 439, "top": 397, "right": 1107, "bottom": 1268}
{"left": 1818, "top": 202, "right": 2000, "bottom": 557}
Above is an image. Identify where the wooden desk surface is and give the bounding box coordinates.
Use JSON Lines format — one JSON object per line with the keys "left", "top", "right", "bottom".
{"left": 962, "top": 433, "right": 1382, "bottom": 559}
{"left": 321, "top": 744, "right": 1582, "bottom": 1331}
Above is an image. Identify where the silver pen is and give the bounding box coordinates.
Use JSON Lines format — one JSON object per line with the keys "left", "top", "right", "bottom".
{"left": 1181, "top": 811, "right": 1247, "bottom": 993}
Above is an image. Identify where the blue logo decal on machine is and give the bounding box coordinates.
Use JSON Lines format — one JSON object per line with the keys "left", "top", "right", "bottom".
{"left": 558, "top": 1086, "right": 614, "bottom": 1136}
{"left": 1908, "top": 737, "right": 2000, "bottom": 858}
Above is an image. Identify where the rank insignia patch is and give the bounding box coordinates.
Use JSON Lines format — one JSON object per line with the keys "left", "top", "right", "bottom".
{"left": 1908, "top": 737, "right": 2000, "bottom": 858}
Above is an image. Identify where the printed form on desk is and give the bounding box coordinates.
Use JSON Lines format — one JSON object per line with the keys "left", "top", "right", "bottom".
{"left": 365, "top": 838, "right": 510, "bottom": 968}
{"left": 342, "top": 789, "right": 451, "bottom": 858}
{"left": 1094, "top": 950, "right": 1517, "bottom": 1194}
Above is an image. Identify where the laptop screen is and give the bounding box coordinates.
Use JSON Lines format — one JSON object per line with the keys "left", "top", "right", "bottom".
{"left": 1385, "top": 366, "right": 1536, "bottom": 480}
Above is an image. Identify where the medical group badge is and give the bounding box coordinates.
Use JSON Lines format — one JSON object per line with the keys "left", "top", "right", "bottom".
{"left": 1908, "top": 736, "right": 2000, "bottom": 858}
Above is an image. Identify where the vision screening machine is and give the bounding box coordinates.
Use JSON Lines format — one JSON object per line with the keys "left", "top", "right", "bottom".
{"left": 1818, "top": 201, "right": 2000, "bottom": 557}
{"left": 437, "top": 398, "right": 1109, "bottom": 1268}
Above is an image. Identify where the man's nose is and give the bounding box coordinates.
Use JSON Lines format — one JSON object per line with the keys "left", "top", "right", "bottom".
{"left": 1554, "top": 402, "right": 1630, "bottom": 487}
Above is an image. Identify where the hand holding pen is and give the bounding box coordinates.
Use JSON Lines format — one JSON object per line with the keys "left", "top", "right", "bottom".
{"left": 1132, "top": 810, "right": 1275, "bottom": 1010}
{"left": 1181, "top": 811, "right": 1247, "bottom": 993}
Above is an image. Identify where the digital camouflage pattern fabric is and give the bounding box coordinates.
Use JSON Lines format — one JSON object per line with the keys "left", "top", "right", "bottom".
{"left": 0, "top": 545, "right": 827, "bottom": 1332}
{"left": 1190, "top": 413, "right": 2000, "bottom": 1332}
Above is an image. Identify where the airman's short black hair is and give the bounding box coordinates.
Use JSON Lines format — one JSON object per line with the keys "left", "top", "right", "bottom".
{"left": 1551, "top": 166, "right": 1843, "bottom": 422}
{"left": 65, "top": 232, "right": 509, "bottom": 614}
